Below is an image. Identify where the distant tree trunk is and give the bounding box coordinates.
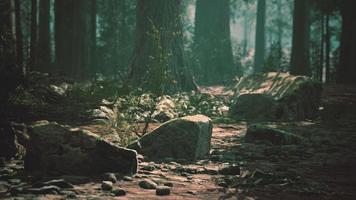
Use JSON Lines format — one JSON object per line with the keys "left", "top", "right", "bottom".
{"left": 128, "top": 0, "right": 193, "bottom": 94}
{"left": 242, "top": 10, "right": 248, "bottom": 56}
{"left": 0, "top": 0, "right": 21, "bottom": 103}
{"left": 319, "top": 13, "right": 325, "bottom": 82}
{"left": 276, "top": 0, "right": 283, "bottom": 70}
{"left": 254, "top": 0, "right": 266, "bottom": 74}
{"left": 90, "top": 0, "right": 97, "bottom": 75}
{"left": 325, "top": 13, "right": 331, "bottom": 83}
{"left": 194, "top": 0, "right": 234, "bottom": 84}
{"left": 14, "top": 0, "right": 24, "bottom": 75}
{"left": 55, "top": 0, "right": 92, "bottom": 79}
{"left": 29, "top": 0, "right": 38, "bottom": 70}
{"left": 37, "top": 0, "right": 51, "bottom": 72}
{"left": 337, "top": 0, "right": 356, "bottom": 84}
{"left": 290, "top": 0, "right": 310, "bottom": 76}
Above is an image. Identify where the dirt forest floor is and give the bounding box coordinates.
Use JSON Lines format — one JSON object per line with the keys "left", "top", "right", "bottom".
{"left": 1, "top": 119, "right": 356, "bottom": 200}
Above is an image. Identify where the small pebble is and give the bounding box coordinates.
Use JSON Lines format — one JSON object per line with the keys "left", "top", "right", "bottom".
{"left": 139, "top": 179, "right": 157, "bottom": 189}
{"left": 112, "top": 188, "right": 126, "bottom": 196}
{"left": 156, "top": 186, "right": 170, "bottom": 196}
{"left": 104, "top": 173, "right": 117, "bottom": 183}
{"left": 123, "top": 176, "right": 133, "bottom": 181}
{"left": 101, "top": 181, "right": 113, "bottom": 191}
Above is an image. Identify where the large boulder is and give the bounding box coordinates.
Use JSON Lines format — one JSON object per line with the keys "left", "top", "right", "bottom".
{"left": 128, "top": 115, "right": 213, "bottom": 161}
{"left": 25, "top": 121, "right": 137, "bottom": 176}
{"left": 245, "top": 124, "right": 302, "bottom": 145}
{"left": 230, "top": 72, "right": 322, "bottom": 121}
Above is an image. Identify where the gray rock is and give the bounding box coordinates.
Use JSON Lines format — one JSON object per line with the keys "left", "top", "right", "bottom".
{"left": 25, "top": 121, "right": 138, "bottom": 176}
{"left": 112, "top": 188, "right": 126, "bottom": 196}
{"left": 103, "top": 173, "right": 117, "bottom": 183}
{"left": 245, "top": 124, "right": 302, "bottom": 145}
{"left": 0, "top": 182, "right": 9, "bottom": 194}
{"left": 123, "top": 176, "right": 133, "bottom": 182}
{"left": 129, "top": 115, "right": 213, "bottom": 161}
{"left": 41, "top": 179, "right": 74, "bottom": 189}
{"left": 156, "top": 186, "right": 170, "bottom": 196}
{"left": 230, "top": 72, "right": 322, "bottom": 121}
{"left": 26, "top": 185, "right": 61, "bottom": 194}
{"left": 164, "top": 182, "right": 174, "bottom": 187}
{"left": 101, "top": 181, "right": 113, "bottom": 191}
{"left": 139, "top": 179, "right": 157, "bottom": 189}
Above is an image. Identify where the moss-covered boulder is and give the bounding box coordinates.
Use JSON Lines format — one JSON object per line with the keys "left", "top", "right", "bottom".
{"left": 230, "top": 72, "right": 322, "bottom": 121}
{"left": 245, "top": 124, "right": 302, "bottom": 145}
{"left": 128, "top": 115, "right": 213, "bottom": 161}
{"left": 25, "top": 121, "right": 138, "bottom": 176}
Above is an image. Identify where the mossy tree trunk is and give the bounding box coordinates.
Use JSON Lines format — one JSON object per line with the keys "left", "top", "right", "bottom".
{"left": 128, "top": 0, "right": 193, "bottom": 94}
{"left": 0, "top": 0, "right": 21, "bottom": 103}
{"left": 254, "top": 0, "right": 266, "bottom": 74}
{"left": 37, "top": 0, "right": 51, "bottom": 72}
{"left": 337, "top": 0, "right": 356, "bottom": 85}
{"left": 290, "top": 0, "right": 311, "bottom": 76}
{"left": 55, "top": 0, "right": 93, "bottom": 79}
{"left": 194, "top": 0, "right": 235, "bottom": 84}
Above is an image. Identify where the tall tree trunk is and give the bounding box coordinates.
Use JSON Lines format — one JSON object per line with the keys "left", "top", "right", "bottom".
{"left": 14, "top": 0, "right": 24, "bottom": 75}
{"left": 290, "top": 0, "right": 310, "bottom": 76}
{"left": 254, "top": 0, "right": 266, "bottom": 74}
{"left": 30, "top": 0, "right": 38, "bottom": 70}
{"left": 128, "top": 0, "right": 193, "bottom": 94}
{"left": 337, "top": 0, "right": 356, "bottom": 84}
{"left": 0, "top": 0, "right": 21, "bottom": 103}
{"left": 194, "top": 0, "right": 234, "bottom": 84}
{"left": 276, "top": 0, "right": 283, "bottom": 70}
{"left": 55, "top": 0, "right": 92, "bottom": 79}
{"left": 37, "top": 0, "right": 51, "bottom": 72}
{"left": 242, "top": 10, "right": 248, "bottom": 56}
{"left": 319, "top": 13, "right": 325, "bottom": 82}
{"left": 90, "top": 0, "right": 97, "bottom": 75}
{"left": 325, "top": 13, "right": 331, "bottom": 83}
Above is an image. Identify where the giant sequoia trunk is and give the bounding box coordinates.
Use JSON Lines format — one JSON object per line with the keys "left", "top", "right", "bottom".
{"left": 14, "top": 0, "right": 23, "bottom": 73}
{"left": 290, "top": 0, "right": 311, "bottom": 76}
{"left": 128, "top": 0, "right": 193, "bottom": 94}
{"left": 37, "top": 0, "right": 51, "bottom": 71}
{"left": 254, "top": 0, "right": 266, "bottom": 74}
{"left": 0, "top": 0, "right": 21, "bottom": 103}
{"left": 55, "top": 0, "right": 93, "bottom": 79}
{"left": 337, "top": 0, "right": 356, "bottom": 85}
{"left": 29, "top": 0, "right": 38, "bottom": 69}
{"left": 194, "top": 0, "right": 234, "bottom": 84}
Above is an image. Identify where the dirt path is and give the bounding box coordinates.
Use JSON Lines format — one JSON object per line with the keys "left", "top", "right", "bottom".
{"left": 1, "top": 119, "right": 356, "bottom": 200}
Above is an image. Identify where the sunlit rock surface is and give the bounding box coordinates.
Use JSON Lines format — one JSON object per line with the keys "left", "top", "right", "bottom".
{"left": 25, "top": 121, "right": 137, "bottom": 176}
{"left": 128, "top": 115, "right": 213, "bottom": 161}
{"left": 230, "top": 72, "right": 322, "bottom": 121}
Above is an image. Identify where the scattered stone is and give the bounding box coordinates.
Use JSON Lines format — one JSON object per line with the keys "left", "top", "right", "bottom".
{"left": 112, "top": 188, "right": 126, "bottom": 196}
{"left": 101, "top": 181, "right": 113, "bottom": 191}
{"left": 139, "top": 179, "right": 157, "bottom": 190}
{"left": 219, "top": 164, "right": 240, "bottom": 175}
{"left": 104, "top": 173, "right": 117, "bottom": 183}
{"left": 156, "top": 186, "right": 170, "bottom": 196}
{"left": 129, "top": 115, "right": 213, "bottom": 161}
{"left": 37, "top": 179, "right": 74, "bottom": 189}
{"left": 123, "top": 176, "right": 133, "bottom": 182}
{"left": 245, "top": 124, "right": 302, "bottom": 145}
{"left": 204, "top": 166, "right": 219, "bottom": 175}
{"left": 61, "top": 190, "right": 77, "bottom": 198}
{"left": 25, "top": 121, "right": 138, "bottom": 175}
{"left": 8, "top": 179, "right": 21, "bottom": 184}
{"left": 211, "top": 155, "right": 223, "bottom": 162}
{"left": 26, "top": 185, "right": 61, "bottom": 194}
{"left": 0, "top": 182, "right": 9, "bottom": 194}
{"left": 142, "top": 165, "right": 155, "bottom": 171}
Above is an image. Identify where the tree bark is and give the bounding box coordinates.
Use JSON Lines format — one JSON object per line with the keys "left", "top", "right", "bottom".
{"left": 128, "top": 0, "right": 193, "bottom": 94}
{"left": 90, "top": 0, "right": 97, "bottom": 74}
{"left": 55, "top": 0, "right": 92, "bottom": 79}
{"left": 14, "top": 0, "right": 24, "bottom": 75}
{"left": 0, "top": 0, "right": 21, "bottom": 103}
{"left": 254, "top": 0, "right": 266, "bottom": 74}
{"left": 37, "top": 0, "right": 51, "bottom": 72}
{"left": 337, "top": 0, "right": 356, "bottom": 84}
{"left": 30, "top": 0, "right": 38, "bottom": 70}
{"left": 325, "top": 13, "right": 331, "bottom": 83}
{"left": 290, "top": 0, "right": 311, "bottom": 76}
{"left": 319, "top": 13, "right": 325, "bottom": 82}
{"left": 194, "top": 0, "right": 235, "bottom": 84}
